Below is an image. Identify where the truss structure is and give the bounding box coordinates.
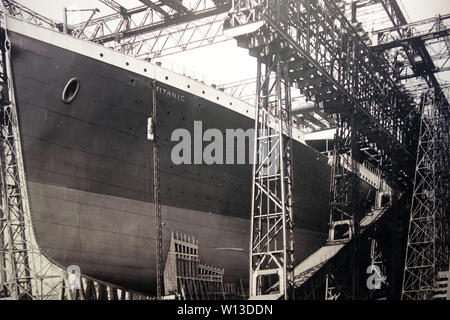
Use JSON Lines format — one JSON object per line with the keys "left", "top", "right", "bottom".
{"left": 247, "top": 51, "right": 295, "bottom": 299}
{"left": 434, "top": 104, "right": 449, "bottom": 280}
{"left": 1, "top": 0, "right": 231, "bottom": 59}
{"left": 402, "top": 90, "right": 449, "bottom": 300}
{"left": 227, "top": 0, "right": 420, "bottom": 182}
{"left": 67, "top": 0, "right": 232, "bottom": 59}
{"left": 328, "top": 115, "right": 360, "bottom": 244}
{"left": 1, "top": 0, "right": 59, "bottom": 30}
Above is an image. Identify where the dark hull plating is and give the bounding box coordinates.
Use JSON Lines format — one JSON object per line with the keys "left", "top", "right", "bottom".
{"left": 9, "top": 30, "right": 332, "bottom": 293}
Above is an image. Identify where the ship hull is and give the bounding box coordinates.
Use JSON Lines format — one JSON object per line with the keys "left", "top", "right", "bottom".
{"left": 7, "top": 19, "right": 333, "bottom": 293}
{"left": 29, "top": 181, "right": 326, "bottom": 293}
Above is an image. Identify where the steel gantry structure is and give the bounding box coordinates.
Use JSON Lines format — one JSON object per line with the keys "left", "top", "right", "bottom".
{"left": 1, "top": 0, "right": 449, "bottom": 300}
{"left": 247, "top": 23, "right": 295, "bottom": 301}
{"left": 223, "top": 0, "right": 446, "bottom": 299}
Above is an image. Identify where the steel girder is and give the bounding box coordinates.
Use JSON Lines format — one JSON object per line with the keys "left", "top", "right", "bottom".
{"left": 249, "top": 50, "right": 295, "bottom": 300}
{"left": 374, "top": 1, "right": 449, "bottom": 107}
{"left": 328, "top": 115, "right": 360, "bottom": 244}
{"left": 402, "top": 90, "right": 449, "bottom": 299}
{"left": 434, "top": 101, "right": 449, "bottom": 278}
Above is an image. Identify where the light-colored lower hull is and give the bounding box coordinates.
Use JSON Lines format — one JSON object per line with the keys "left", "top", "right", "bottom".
{"left": 29, "top": 181, "right": 327, "bottom": 293}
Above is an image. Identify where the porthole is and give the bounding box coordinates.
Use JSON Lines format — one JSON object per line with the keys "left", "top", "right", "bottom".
{"left": 62, "top": 78, "right": 80, "bottom": 104}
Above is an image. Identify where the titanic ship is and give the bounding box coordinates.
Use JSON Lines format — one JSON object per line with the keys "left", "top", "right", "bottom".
{"left": 4, "top": 15, "right": 378, "bottom": 293}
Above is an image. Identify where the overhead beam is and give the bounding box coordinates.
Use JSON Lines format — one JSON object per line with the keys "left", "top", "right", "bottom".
{"left": 139, "top": 0, "right": 170, "bottom": 17}
{"left": 93, "top": 4, "right": 229, "bottom": 43}
{"left": 375, "top": 13, "right": 450, "bottom": 35}
{"left": 160, "top": 0, "right": 189, "bottom": 15}
{"left": 99, "top": 0, "right": 125, "bottom": 13}
{"left": 398, "top": 65, "right": 450, "bottom": 81}
{"left": 71, "top": 6, "right": 149, "bottom": 29}
{"left": 372, "top": 28, "right": 450, "bottom": 51}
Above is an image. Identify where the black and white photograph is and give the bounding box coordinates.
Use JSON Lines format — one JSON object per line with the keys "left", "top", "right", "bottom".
{"left": 0, "top": 0, "right": 448, "bottom": 310}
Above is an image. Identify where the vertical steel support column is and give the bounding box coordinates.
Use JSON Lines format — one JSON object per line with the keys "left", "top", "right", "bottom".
{"left": 152, "top": 82, "right": 164, "bottom": 298}
{"left": 249, "top": 43, "right": 294, "bottom": 299}
{"left": 325, "top": 112, "right": 359, "bottom": 300}
{"left": 350, "top": 113, "right": 361, "bottom": 299}
{"left": 434, "top": 93, "right": 449, "bottom": 281}
{"left": 0, "top": 19, "right": 32, "bottom": 300}
{"left": 0, "top": 159, "right": 7, "bottom": 297}
{"left": 402, "top": 93, "right": 438, "bottom": 300}
{"left": 328, "top": 115, "right": 358, "bottom": 243}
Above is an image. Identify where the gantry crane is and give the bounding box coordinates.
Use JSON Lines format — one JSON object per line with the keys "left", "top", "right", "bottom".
{"left": 223, "top": 0, "right": 445, "bottom": 300}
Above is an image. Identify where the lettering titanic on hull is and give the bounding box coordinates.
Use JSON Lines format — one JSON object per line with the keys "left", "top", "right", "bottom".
{"left": 156, "top": 86, "right": 185, "bottom": 102}
{"left": 128, "top": 74, "right": 185, "bottom": 102}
